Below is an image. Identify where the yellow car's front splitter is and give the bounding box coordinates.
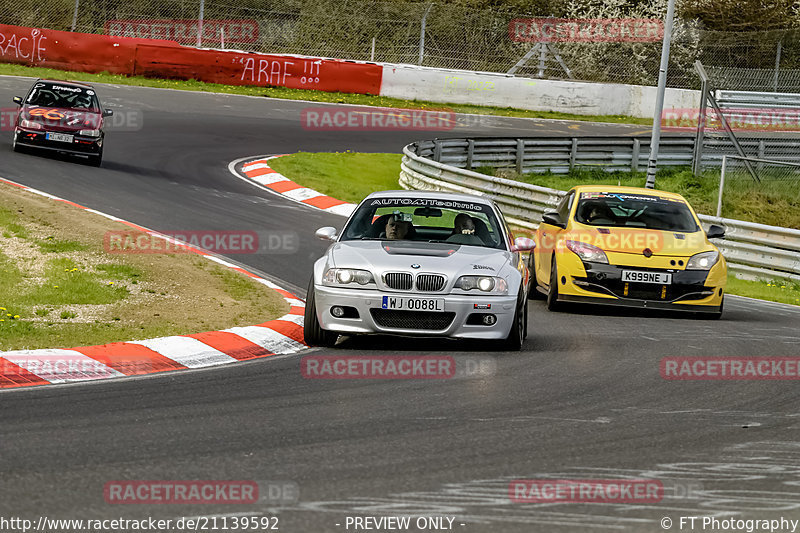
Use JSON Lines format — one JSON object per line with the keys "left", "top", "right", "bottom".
{"left": 553, "top": 253, "right": 726, "bottom": 311}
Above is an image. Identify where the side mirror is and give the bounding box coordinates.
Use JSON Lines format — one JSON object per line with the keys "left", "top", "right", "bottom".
{"left": 315, "top": 226, "right": 338, "bottom": 242}
{"left": 706, "top": 224, "right": 725, "bottom": 239}
{"left": 542, "top": 211, "right": 566, "bottom": 229}
{"left": 102, "top": 108, "right": 114, "bottom": 117}
{"left": 511, "top": 236, "right": 536, "bottom": 252}
{"left": 12, "top": 96, "right": 22, "bottom": 106}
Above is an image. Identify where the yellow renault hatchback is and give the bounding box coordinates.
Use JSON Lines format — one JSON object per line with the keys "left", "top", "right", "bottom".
{"left": 528, "top": 186, "right": 727, "bottom": 318}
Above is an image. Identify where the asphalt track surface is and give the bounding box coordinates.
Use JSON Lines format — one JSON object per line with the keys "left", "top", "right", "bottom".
{"left": 1, "top": 76, "right": 799, "bottom": 532}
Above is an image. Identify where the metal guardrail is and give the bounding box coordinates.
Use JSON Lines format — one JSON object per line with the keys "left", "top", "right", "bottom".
{"left": 417, "top": 137, "right": 696, "bottom": 174}
{"left": 401, "top": 141, "right": 800, "bottom": 282}
{"left": 415, "top": 136, "right": 800, "bottom": 176}
{"left": 716, "top": 90, "right": 800, "bottom": 109}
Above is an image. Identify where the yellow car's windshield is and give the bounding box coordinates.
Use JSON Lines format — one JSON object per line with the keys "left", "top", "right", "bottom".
{"left": 575, "top": 192, "right": 699, "bottom": 232}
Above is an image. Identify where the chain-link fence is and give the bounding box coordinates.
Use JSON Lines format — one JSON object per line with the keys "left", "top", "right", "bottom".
{"left": 716, "top": 155, "right": 800, "bottom": 219}
{"left": 4, "top": 0, "right": 800, "bottom": 89}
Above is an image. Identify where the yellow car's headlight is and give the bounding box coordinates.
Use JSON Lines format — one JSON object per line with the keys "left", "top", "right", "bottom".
{"left": 566, "top": 240, "right": 609, "bottom": 264}
{"left": 686, "top": 251, "right": 719, "bottom": 270}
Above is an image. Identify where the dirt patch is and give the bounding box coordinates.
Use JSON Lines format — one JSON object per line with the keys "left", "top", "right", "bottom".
{"left": 0, "top": 182, "right": 289, "bottom": 350}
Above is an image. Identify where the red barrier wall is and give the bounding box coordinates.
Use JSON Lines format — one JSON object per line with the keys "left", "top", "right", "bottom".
{"left": 0, "top": 23, "right": 179, "bottom": 74}
{"left": 134, "top": 45, "right": 382, "bottom": 94}
{"left": 0, "top": 24, "right": 383, "bottom": 95}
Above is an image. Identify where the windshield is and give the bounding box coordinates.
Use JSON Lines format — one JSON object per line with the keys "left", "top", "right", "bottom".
{"left": 26, "top": 82, "right": 100, "bottom": 110}
{"left": 341, "top": 197, "right": 506, "bottom": 249}
{"left": 574, "top": 192, "right": 699, "bottom": 232}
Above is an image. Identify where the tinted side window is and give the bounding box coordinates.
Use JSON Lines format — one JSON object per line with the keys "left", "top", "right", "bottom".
{"left": 557, "top": 191, "right": 574, "bottom": 220}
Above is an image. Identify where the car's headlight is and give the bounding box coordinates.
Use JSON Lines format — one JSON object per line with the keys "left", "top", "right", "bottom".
{"left": 20, "top": 119, "right": 42, "bottom": 130}
{"left": 566, "top": 240, "right": 609, "bottom": 264}
{"left": 686, "top": 251, "right": 719, "bottom": 270}
{"left": 79, "top": 129, "right": 101, "bottom": 137}
{"left": 454, "top": 276, "right": 508, "bottom": 294}
{"left": 322, "top": 268, "right": 374, "bottom": 286}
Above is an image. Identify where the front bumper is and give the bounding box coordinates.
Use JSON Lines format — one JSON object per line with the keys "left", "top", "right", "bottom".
{"left": 315, "top": 285, "right": 519, "bottom": 339}
{"left": 15, "top": 128, "right": 102, "bottom": 155}
{"left": 557, "top": 258, "right": 725, "bottom": 310}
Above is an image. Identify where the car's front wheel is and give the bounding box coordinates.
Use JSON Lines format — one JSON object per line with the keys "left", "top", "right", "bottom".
{"left": 546, "top": 258, "right": 562, "bottom": 312}
{"left": 11, "top": 132, "right": 23, "bottom": 153}
{"left": 303, "top": 277, "right": 338, "bottom": 347}
{"left": 499, "top": 287, "right": 526, "bottom": 351}
{"left": 527, "top": 253, "right": 545, "bottom": 300}
{"left": 87, "top": 147, "right": 103, "bottom": 167}
{"left": 695, "top": 295, "right": 724, "bottom": 320}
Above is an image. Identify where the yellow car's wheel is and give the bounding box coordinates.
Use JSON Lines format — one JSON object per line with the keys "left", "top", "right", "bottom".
{"left": 527, "top": 253, "right": 544, "bottom": 300}
{"left": 695, "top": 295, "right": 724, "bottom": 320}
{"left": 546, "top": 258, "right": 562, "bottom": 312}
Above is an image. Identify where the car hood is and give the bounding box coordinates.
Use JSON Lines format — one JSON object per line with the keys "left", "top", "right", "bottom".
{"left": 327, "top": 240, "right": 513, "bottom": 279}
{"left": 20, "top": 105, "right": 102, "bottom": 132}
{"left": 567, "top": 227, "right": 712, "bottom": 257}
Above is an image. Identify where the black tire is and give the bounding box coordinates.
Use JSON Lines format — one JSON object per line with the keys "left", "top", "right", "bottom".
{"left": 11, "top": 133, "right": 24, "bottom": 154}
{"left": 87, "top": 148, "right": 103, "bottom": 167}
{"left": 523, "top": 297, "right": 529, "bottom": 340}
{"left": 527, "top": 253, "right": 545, "bottom": 300}
{"left": 696, "top": 295, "right": 724, "bottom": 320}
{"left": 546, "top": 257, "right": 562, "bottom": 312}
{"left": 499, "top": 288, "right": 525, "bottom": 351}
{"left": 303, "top": 277, "right": 338, "bottom": 347}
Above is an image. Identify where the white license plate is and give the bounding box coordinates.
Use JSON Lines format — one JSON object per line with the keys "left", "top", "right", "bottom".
{"left": 622, "top": 270, "right": 672, "bottom": 284}
{"left": 46, "top": 132, "right": 74, "bottom": 143}
{"left": 381, "top": 296, "right": 444, "bottom": 311}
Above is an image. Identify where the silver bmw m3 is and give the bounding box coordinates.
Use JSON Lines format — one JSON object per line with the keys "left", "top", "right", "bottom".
{"left": 304, "top": 190, "right": 535, "bottom": 350}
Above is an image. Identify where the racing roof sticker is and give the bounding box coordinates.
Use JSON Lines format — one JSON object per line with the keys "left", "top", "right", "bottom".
{"left": 87, "top": 90, "right": 95, "bottom": 95}
{"left": 50, "top": 85, "right": 83, "bottom": 92}
{"left": 579, "top": 192, "right": 682, "bottom": 203}
{"left": 368, "top": 198, "right": 486, "bottom": 211}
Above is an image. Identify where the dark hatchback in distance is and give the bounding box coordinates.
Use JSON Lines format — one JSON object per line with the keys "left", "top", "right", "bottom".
{"left": 12, "top": 79, "right": 113, "bottom": 166}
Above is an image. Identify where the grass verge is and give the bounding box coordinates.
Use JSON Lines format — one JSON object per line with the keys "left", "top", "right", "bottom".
{"left": 0, "top": 62, "right": 649, "bottom": 125}
{"left": 0, "top": 183, "right": 288, "bottom": 350}
{"left": 726, "top": 276, "right": 800, "bottom": 306}
{"left": 269, "top": 151, "right": 800, "bottom": 307}
{"left": 269, "top": 152, "right": 402, "bottom": 203}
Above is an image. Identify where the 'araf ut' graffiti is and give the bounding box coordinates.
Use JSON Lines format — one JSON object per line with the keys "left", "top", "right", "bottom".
{"left": 240, "top": 57, "right": 295, "bottom": 86}
{"left": 0, "top": 28, "right": 46, "bottom": 62}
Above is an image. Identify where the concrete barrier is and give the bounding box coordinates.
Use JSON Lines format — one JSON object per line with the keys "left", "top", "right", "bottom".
{"left": 379, "top": 63, "right": 700, "bottom": 118}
